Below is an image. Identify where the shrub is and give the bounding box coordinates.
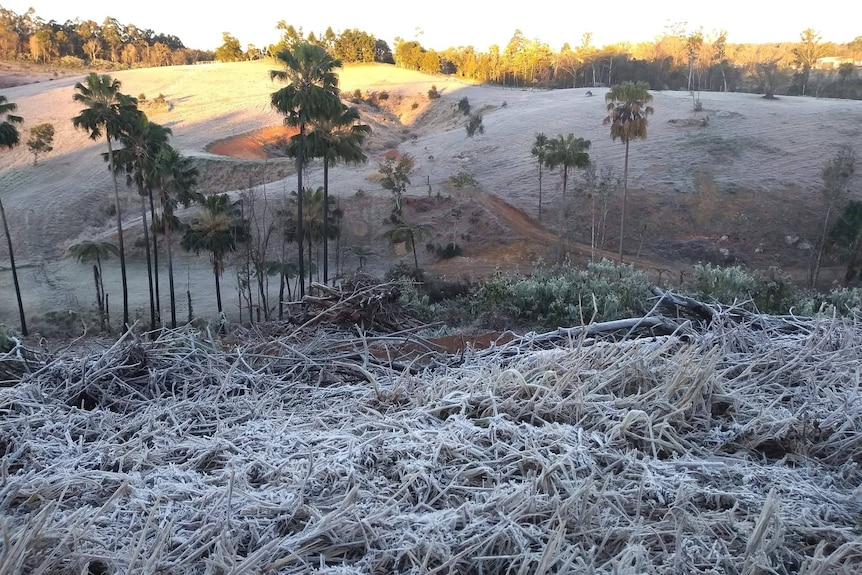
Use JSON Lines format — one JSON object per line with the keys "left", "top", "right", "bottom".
{"left": 470, "top": 259, "right": 653, "bottom": 330}
{"left": 428, "top": 85, "right": 440, "bottom": 100}
{"left": 427, "top": 243, "right": 463, "bottom": 259}
{"left": 457, "top": 97, "right": 470, "bottom": 115}
{"left": 385, "top": 262, "right": 424, "bottom": 283}
{"left": 681, "top": 264, "right": 801, "bottom": 314}
{"left": 450, "top": 171, "right": 477, "bottom": 188}
{"left": 465, "top": 113, "right": 484, "bottom": 137}
{"left": 59, "top": 55, "right": 85, "bottom": 68}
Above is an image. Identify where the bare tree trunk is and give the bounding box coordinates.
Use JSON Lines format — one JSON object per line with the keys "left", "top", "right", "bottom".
{"left": 810, "top": 204, "right": 834, "bottom": 289}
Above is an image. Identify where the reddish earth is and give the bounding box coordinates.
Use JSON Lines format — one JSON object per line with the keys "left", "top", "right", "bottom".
{"left": 206, "top": 125, "right": 298, "bottom": 160}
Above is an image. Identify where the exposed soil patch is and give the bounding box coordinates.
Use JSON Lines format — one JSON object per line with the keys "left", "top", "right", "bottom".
{"left": 206, "top": 125, "right": 297, "bottom": 160}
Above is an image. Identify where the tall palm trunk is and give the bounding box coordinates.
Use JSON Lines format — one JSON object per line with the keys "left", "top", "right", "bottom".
{"left": 323, "top": 157, "right": 330, "bottom": 284}
{"left": 296, "top": 125, "right": 305, "bottom": 297}
{"left": 0, "top": 197, "right": 27, "bottom": 336}
{"left": 538, "top": 164, "right": 543, "bottom": 221}
{"left": 107, "top": 137, "right": 129, "bottom": 328}
{"left": 213, "top": 259, "right": 223, "bottom": 314}
{"left": 92, "top": 264, "right": 104, "bottom": 330}
{"left": 166, "top": 225, "right": 178, "bottom": 328}
{"left": 619, "top": 140, "right": 630, "bottom": 264}
{"left": 147, "top": 187, "right": 161, "bottom": 323}
{"left": 139, "top": 193, "right": 156, "bottom": 329}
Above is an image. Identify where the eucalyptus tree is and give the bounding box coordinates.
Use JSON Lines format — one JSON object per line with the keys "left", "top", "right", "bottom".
{"left": 270, "top": 41, "right": 342, "bottom": 297}
{"left": 603, "top": 81, "right": 654, "bottom": 263}
{"left": 0, "top": 94, "right": 26, "bottom": 335}
{"left": 72, "top": 73, "right": 139, "bottom": 327}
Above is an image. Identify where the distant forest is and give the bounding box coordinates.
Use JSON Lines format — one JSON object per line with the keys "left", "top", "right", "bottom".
{"left": 3, "top": 6, "right": 861, "bottom": 99}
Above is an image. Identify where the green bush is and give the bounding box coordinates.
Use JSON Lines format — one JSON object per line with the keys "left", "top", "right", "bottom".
{"left": 457, "top": 97, "right": 470, "bottom": 115}
{"left": 682, "top": 264, "right": 801, "bottom": 314}
{"left": 450, "top": 171, "right": 477, "bottom": 188}
{"left": 428, "top": 85, "right": 440, "bottom": 100}
{"left": 471, "top": 259, "right": 653, "bottom": 330}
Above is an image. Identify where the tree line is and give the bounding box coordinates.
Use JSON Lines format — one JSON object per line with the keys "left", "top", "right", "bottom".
{"left": 0, "top": 7, "right": 212, "bottom": 67}
{"left": 393, "top": 28, "right": 862, "bottom": 99}
{"left": 216, "top": 22, "right": 393, "bottom": 65}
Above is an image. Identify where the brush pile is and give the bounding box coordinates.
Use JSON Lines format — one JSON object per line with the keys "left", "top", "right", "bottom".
{"left": 292, "top": 275, "right": 426, "bottom": 333}
{"left": 1, "top": 294, "right": 862, "bottom": 574}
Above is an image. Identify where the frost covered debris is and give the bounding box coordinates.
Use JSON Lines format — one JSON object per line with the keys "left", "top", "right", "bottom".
{"left": 2, "top": 312, "right": 862, "bottom": 574}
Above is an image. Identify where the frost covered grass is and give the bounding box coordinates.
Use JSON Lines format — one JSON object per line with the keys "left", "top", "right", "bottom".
{"left": 1, "top": 309, "right": 862, "bottom": 574}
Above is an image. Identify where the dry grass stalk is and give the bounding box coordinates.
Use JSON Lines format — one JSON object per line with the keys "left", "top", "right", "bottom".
{"left": 1, "top": 308, "right": 861, "bottom": 573}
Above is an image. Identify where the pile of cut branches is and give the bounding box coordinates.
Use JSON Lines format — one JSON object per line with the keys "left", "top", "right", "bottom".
{"left": 293, "top": 275, "right": 425, "bottom": 333}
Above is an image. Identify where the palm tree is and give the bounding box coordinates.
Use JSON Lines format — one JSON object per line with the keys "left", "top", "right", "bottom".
{"left": 0, "top": 94, "right": 26, "bottom": 336}
{"left": 181, "top": 194, "right": 246, "bottom": 315}
{"left": 603, "top": 81, "right": 654, "bottom": 263}
{"left": 72, "top": 73, "right": 139, "bottom": 327}
{"left": 542, "top": 134, "right": 591, "bottom": 199}
{"left": 68, "top": 240, "right": 119, "bottom": 330}
{"left": 107, "top": 111, "right": 172, "bottom": 329}
{"left": 300, "top": 103, "right": 370, "bottom": 284}
{"left": 270, "top": 41, "right": 342, "bottom": 297}
{"left": 284, "top": 187, "right": 342, "bottom": 285}
{"left": 381, "top": 216, "right": 430, "bottom": 273}
{"left": 154, "top": 146, "right": 201, "bottom": 328}
{"left": 530, "top": 133, "right": 549, "bottom": 221}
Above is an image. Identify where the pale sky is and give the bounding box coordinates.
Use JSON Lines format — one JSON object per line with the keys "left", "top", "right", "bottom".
{"left": 2, "top": 1, "right": 857, "bottom": 52}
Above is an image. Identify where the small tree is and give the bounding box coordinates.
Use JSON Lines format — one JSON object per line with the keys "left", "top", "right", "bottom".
{"left": 381, "top": 215, "right": 429, "bottom": 272}
{"left": 378, "top": 152, "right": 414, "bottom": 215}
{"left": 457, "top": 97, "right": 470, "bottom": 115}
{"left": 751, "top": 59, "right": 789, "bottom": 99}
{"left": 27, "top": 123, "right": 54, "bottom": 165}
{"left": 465, "top": 113, "right": 484, "bottom": 137}
{"left": 828, "top": 201, "right": 862, "bottom": 285}
{"left": 811, "top": 147, "right": 856, "bottom": 287}
{"left": 215, "top": 32, "right": 244, "bottom": 62}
